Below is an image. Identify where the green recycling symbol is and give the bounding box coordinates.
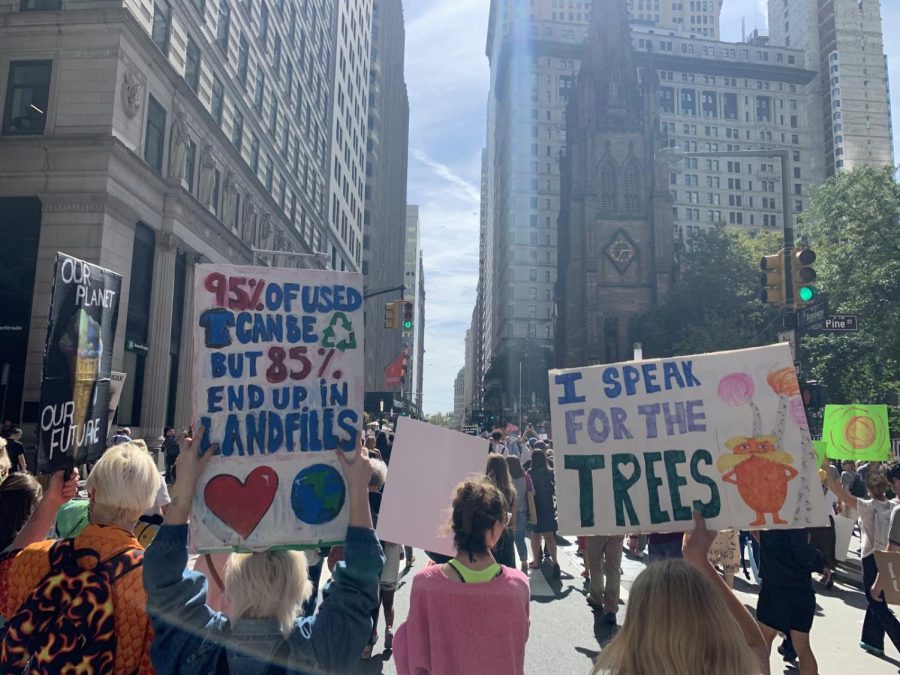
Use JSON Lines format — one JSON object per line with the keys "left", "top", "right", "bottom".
{"left": 321, "top": 312, "right": 358, "bottom": 352}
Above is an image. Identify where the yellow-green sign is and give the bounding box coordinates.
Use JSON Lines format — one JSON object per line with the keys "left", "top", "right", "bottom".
{"left": 823, "top": 405, "right": 890, "bottom": 461}
{"left": 812, "top": 441, "right": 829, "bottom": 468}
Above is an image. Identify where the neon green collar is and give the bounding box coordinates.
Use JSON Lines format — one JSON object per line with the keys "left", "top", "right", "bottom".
{"left": 448, "top": 558, "right": 502, "bottom": 583}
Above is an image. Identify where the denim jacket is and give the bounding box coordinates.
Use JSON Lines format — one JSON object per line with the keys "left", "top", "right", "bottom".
{"left": 143, "top": 524, "right": 384, "bottom": 675}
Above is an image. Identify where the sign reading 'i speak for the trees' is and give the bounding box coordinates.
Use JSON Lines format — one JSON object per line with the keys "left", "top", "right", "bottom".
{"left": 549, "top": 343, "right": 826, "bottom": 536}
{"left": 191, "top": 264, "right": 363, "bottom": 552}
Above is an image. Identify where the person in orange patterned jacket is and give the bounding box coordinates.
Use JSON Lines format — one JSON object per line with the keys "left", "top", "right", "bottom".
{"left": 0, "top": 442, "right": 160, "bottom": 674}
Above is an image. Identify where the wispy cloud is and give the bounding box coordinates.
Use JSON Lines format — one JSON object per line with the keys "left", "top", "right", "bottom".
{"left": 404, "top": 0, "right": 489, "bottom": 414}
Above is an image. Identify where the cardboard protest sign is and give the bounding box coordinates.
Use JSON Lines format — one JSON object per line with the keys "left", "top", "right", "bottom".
{"left": 37, "top": 253, "right": 121, "bottom": 473}
{"left": 823, "top": 404, "right": 890, "bottom": 461}
{"left": 376, "top": 418, "right": 491, "bottom": 556}
{"left": 549, "top": 343, "right": 826, "bottom": 536}
{"left": 874, "top": 551, "right": 900, "bottom": 604}
{"left": 191, "top": 264, "right": 363, "bottom": 552}
{"left": 812, "top": 440, "right": 829, "bottom": 469}
{"left": 106, "top": 371, "right": 126, "bottom": 436}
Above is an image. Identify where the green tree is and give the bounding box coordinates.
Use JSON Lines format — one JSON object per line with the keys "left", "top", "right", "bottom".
{"left": 631, "top": 226, "right": 783, "bottom": 358}
{"left": 427, "top": 412, "right": 454, "bottom": 428}
{"left": 797, "top": 165, "right": 900, "bottom": 432}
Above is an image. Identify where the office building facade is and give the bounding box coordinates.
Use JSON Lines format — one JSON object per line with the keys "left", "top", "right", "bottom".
{"left": 326, "top": 0, "right": 373, "bottom": 273}
{"left": 767, "top": 0, "right": 893, "bottom": 176}
{"left": 362, "top": 0, "right": 410, "bottom": 397}
{"left": 0, "top": 0, "right": 332, "bottom": 443}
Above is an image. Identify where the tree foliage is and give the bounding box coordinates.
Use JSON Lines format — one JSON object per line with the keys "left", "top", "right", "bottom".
{"left": 631, "top": 226, "right": 783, "bottom": 358}
{"left": 426, "top": 412, "right": 454, "bottom": 428}
{"left": 797, "top": 165, "right": 900, "bottom": 432}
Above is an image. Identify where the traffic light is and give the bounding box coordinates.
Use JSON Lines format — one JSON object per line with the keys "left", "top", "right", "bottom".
{"left": 399, "top": 352, "right": 409, "bottom": 385}
{"left": 384, "top": 302, "right": 398, "bottom": 329}
{"left": 792, "top": 248, "right": 817, "bottom": 308}
{"left": 401, "top": 301, "right": 414, "bottom": 330}
{"left": 800, "top": 381, "right": 827, "bottom": 410}
{"left": 759, "top": 252, "right": 786, "bottom": 305}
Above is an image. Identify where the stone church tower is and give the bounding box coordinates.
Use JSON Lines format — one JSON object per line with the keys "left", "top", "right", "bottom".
{"left": 556, "top": 0, "right": 675, "bottom": 368}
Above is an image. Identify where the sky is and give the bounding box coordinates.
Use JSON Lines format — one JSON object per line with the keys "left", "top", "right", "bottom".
{"left": 403, "top": 0, "right": 900, "bottom": 415}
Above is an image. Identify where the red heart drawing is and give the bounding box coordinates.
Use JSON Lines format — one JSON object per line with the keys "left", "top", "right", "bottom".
{"left": 203, "top": 466, "right": 279, "bottom": 539}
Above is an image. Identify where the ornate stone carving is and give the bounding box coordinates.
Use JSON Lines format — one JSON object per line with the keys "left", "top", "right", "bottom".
{"left": 158, "top": 232, "right": 178, "bottom": 252}
{"left": 222, "top": 171, "right": 238, "bottom": 228}
{"left": 242, "top": 196, "right": 258, "bottom": 241}
{"left": 168, "top": 106, "right": 189, "bottom": 181}
{"left": 258, "top": 213, "right": 272, "bottom": 245}
{"left": 121, "top": 63, "right": 145, "bottom": 118}
{"left": 197, "top": 144, "right": 216, "bottom": 207}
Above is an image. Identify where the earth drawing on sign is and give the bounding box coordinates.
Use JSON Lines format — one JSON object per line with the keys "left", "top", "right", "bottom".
{"left": 291, "top": 463, "right": 347, "bottom": 525}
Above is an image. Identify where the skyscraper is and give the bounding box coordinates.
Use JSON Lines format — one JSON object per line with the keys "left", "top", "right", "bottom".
{"left": 0, "top": 0, "right": 331, "bottom": 440}
{"left": 627, "top": 0, "right": 723, "bottom": 39}
{"left": 362, "top": 0, "right": 410, "bottom": 400}
{"left": 768, "top": 0, "right": 893, "bottom": 175}
{"left": 481, "top": 0, "right": 591, "bottom": 423}
{"left": 326, "top": 0, "right": 373, "bottom": 272}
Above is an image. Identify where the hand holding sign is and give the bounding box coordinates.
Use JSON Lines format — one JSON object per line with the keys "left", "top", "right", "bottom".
{"left": 167, "top": 425, "right": 218, "bottom": 525}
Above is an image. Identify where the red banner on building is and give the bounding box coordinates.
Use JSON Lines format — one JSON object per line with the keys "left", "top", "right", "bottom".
{"left": 384, "top": 350, "right": 408, "bottom": 389}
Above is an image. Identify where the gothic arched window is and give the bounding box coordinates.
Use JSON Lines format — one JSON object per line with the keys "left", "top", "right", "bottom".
{"left": 623, "top": 161, "right": 642, "bottom": 210}
{"left": 599, "top": 160, "right": 617, "bottom": 210}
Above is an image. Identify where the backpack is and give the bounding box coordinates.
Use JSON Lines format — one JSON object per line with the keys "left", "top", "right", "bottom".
{"left": 849, "top": 473, "right": 867, "bottom": 498}
{"left": 0, "top": 539, "right": 143, "bottom": 674}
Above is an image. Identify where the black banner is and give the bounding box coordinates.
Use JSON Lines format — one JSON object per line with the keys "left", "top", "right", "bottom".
{"left": 37, "top": 253, "right": 122, "bottom": 473}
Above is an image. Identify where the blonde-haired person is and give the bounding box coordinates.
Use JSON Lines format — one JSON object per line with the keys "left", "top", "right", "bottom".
{"left": 592, "top": 513, "right": 769, "bottom": 675}
{"left": 0, "top": 442, "right": 159, "bottom": 673}
{"left": 143, "top": 428, "right": 385, "bottom": 674}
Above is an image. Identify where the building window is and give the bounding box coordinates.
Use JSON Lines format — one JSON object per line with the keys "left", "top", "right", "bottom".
{"left": 232, "top": 110, "right": 243, "bottom": 151}
{"left": 151, "top": 0, "right": 172, "bottom": 54}
{"left": 191, "top": 0, "right": 205, "bottom": 19}
{"left": 599, "top": 160, "right": 617, "bottom": 210}
{"left": 184, "top": 139, "right": 197, "bottom": 193}
{"left": 211, "top": 168, "right": 221, "bottom": 216}
{"left": 216, "top": 0, "right": 231, "bottom": 53}
{"left": 680, "top": 89, "right": 696, "bottom": 115}
{"left": 250, "top": 134, "right": 259, "bottom": 173}
{"left": 623, "top": 161, "right": 642, "bottom": 209}
{"left": 19, "top": 0, "right": 61, "bottom": 8}
{"left": 269, "top": 96, "right": 278, "bottom": 134}
{"left": 265, "top": 156, "right": 273, "bottom": 190}
{"left": 259, "top": 1, "right": 269, "bottom": 42}
{"left": 237, "top": 34, "right": 249, "bottom": 85}
{"left": 254, "top": 70, "right": 264, "bottom": 111}
{"left": 723, "top": 92, "right": 738, "bottom": 120}
{"left": 185, "top": 38, "right": 201, "bottom": 92}
{"left": 273, "top": 34, "right": 282, "bottom": 79}
{"left": 660, "top": 86, "right": 674, "bottom": 113}
{"left": 2, "top": 60, "right": 51, "bottom": 136}
{"left": 210, "top": 77, "right": 224, "bottom": 124}
{"left": 143, "top": 95, "right": 166, "bottom": 173}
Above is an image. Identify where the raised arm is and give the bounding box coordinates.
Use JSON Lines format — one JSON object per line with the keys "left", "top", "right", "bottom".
{"left": 683, "top": 513, "right": 770, "bottom": 675}
{"left": 828, "top": 473, "right": 858, "bottom": 510}
{"left": 10, "top": 469, "right": 78, "bottom": 551}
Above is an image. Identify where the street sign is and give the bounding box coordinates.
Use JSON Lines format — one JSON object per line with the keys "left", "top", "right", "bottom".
{"left": 777, "top": 330, "right": 796, "bottom": 361}
{"left": 797, "top": 300, "right": 827, "bottom": 330}
{"left": 822, "top": 315, "right": 858, "bottom": 332}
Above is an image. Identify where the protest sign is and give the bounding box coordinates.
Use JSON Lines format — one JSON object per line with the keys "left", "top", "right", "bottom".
{"left": 37, "top": 253, "right": 121, "bottom": 473}
{"left": 191, "top": 264, "right": 363, "bottom": 552}
{"left": 106, "top": 371, "right": 126, "bottom": 436}
{"left": 874, "top": 551, "right": 900, "bottom": 605}
{"left": 823, "top": 404, "right": 890, "bottom": 461}
{"left": 549, "top": 343, "right": 825, "bottom": 536}
{"left": 812, "top": 440, "right": 828, "bottom": 469}
{"left": 376, "top": 418, "right": 490, "bottom": 556}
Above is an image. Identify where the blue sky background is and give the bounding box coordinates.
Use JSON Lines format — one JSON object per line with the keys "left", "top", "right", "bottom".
{"left": 404, "top": 0, "right": 900, "bottom": 414}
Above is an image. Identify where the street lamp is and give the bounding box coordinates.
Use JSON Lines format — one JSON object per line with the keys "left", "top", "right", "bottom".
{"left": 659, "top": 147, "right": 796, "bottom": 328}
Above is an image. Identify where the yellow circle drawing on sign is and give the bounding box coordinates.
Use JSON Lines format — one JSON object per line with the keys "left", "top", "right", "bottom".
{"left": 845, "top": 415, "right": 877, "bottom": 450}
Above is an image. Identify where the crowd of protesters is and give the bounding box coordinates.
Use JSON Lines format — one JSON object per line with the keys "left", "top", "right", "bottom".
{"left": 1, "top": 418, "right": 900, "bottom": 674}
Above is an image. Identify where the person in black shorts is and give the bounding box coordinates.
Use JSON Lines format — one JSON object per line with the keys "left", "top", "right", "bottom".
{"left": 756, "top": 527, "right": 826, "bottom": 674}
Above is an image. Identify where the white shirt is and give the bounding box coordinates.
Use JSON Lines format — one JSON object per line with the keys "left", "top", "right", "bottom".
{"left": 857, "top": 497, "right": 896, "bottom": 558}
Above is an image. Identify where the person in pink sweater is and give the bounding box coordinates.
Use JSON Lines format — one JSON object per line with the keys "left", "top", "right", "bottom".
{"left": 393, "top": 477, "right": 530, "bottom": 675}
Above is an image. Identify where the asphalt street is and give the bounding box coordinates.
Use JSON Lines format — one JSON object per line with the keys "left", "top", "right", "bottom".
{"left": 346, "top": 531, "right": 900, "bottom": 675}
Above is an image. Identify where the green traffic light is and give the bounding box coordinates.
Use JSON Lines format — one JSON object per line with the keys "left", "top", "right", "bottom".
{"left": 403, "top": 321, "right": 413, "bottom": 329}
{"left": 798, "top": 286, "right": 816, "bottom": 302}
